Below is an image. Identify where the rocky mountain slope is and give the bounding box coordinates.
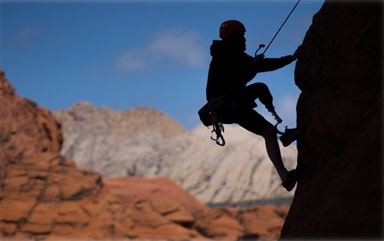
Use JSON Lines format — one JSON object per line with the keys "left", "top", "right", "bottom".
{"left": 0, "top": 68, "right": 289, "bottom": 240}
{"left": 53, "top": 102, "right": 188, "bottom": 176}
{"left": 281, "top": 1, "right": 383, "bottom": 239}
{"left": 54, "top": 104, "right": 297, "bottom": 204}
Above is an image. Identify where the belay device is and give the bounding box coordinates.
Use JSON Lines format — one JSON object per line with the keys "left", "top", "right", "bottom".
{"left": 198, "top": 0, "right": 301, "bottom": 147}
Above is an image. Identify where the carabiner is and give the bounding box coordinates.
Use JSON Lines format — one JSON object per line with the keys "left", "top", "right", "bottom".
{"left": 210, "top": 129, "right": 226, "bottom": 146}
{"left": 211, "top": 129, "right": 218, "bottom": 141}
{"left": 215, "top": 135, "right": 225, "bottom": 146}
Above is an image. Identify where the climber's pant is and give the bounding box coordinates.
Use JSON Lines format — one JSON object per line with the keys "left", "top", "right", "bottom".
{"left": 236, "top": 109, "right": 271, "bottom": 135}
{"left": 241, "top": 82, "right": 274, "bottom": 110}
{"left": 215, "top": 82, "right": 275, "bottom": 134}
{"left": 235, "top": 82, "right": 275, "bottom": 134}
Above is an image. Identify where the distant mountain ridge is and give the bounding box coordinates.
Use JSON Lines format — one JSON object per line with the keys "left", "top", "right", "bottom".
{"left": 55, "top": 102, "right": 187, "bottom": 138}
{"left": 54, "top": 102, "right": 297, "bottom": 204}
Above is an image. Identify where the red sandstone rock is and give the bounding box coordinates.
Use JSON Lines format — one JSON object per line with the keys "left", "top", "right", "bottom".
{"left": 240, "top": 205, "right": 288, "bottom": 240}
{"left": 195, "top": 208, "right": 244, "bottom": 240}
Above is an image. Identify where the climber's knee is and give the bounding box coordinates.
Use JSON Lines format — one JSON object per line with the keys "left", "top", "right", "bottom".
{"left": 254, "top": 82, "right": 268, "bottom": 91}
{"left": 248, "top": 83, "right": 273, "bottom": 107}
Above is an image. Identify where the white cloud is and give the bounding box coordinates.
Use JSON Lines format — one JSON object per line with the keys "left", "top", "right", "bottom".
{"left": 116, "top": 29, "right": 205, "bottom": 73}
{"left": 10, "top": 27, "right": 42, "bottom": 47}
{"left": 117, "top": 50, "right": 148, "bottom": 72}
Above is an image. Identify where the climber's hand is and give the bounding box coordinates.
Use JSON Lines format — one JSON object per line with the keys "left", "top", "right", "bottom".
{"left": 254, "top": 54, "right": 265, "bottom": 63}
{"left": 292, "top": 45, "right": 302, "bottom": 60}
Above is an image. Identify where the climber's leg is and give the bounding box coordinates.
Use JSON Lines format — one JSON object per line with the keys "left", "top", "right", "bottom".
{"left": 237, "top": 110, "right": 288, "bottom": 182}
{"left": 244, "top": 82, "right": 274, "bottom": 110}
{"left": 243, "top": 83, "right": 283, "bottom": 123}
{"left": 261, "top": 123, "right": 289, "bottom": 182}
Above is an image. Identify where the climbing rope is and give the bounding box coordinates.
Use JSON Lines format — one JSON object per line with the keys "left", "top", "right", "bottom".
{"left": 256, "top": 0, "right": 301, "bottom": 56}
{"left": 255, "top": 0, "right": 301, "bottom": 133}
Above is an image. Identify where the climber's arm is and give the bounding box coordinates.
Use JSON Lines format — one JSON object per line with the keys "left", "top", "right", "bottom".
{"left": 254, "top": 55, "right": 294, "bottom": 73}
{"left": 253, "top": 45, "right": 301, "bottom": 73}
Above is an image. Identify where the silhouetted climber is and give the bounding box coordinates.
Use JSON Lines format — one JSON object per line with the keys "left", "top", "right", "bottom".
{"left": 199, "top": 20, "right": 300, "bottom": 191}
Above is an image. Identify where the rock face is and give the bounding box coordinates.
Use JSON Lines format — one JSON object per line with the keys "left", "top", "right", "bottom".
{"left": 0, "top": 68, "right": 63, "bottom": 167}
{"left": 0, "top": 70, "right": 289, "bottom": 240}
{"left": 281, "top": 2, "right": 383, "bottom": 239}
{"left": 54, "top": 105, "right": 297, "bottom": 205}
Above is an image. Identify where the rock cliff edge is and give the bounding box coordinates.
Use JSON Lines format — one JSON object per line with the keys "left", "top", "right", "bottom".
{"left": 281, "top": 2, "right": 383, "bottom": 239}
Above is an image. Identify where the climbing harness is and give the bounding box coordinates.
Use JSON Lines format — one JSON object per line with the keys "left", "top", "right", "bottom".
{"left": 255, "top": 0, "right": 301, "bottom": 56}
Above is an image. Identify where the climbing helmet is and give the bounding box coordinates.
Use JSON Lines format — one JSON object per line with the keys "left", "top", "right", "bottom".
{"left": 219, "top": 19, "right": 246, "bottom": 40}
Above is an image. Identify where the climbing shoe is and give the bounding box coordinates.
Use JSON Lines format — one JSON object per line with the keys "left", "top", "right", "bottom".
{"left": 280, "top": 127, "right": 302, "bottom": 147}
{"left": 282, "top": 169, "right": 297, "bottom": 192}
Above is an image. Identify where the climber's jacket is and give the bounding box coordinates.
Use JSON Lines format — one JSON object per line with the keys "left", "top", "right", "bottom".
{"left": 206, "top": 39, "right": 295, "bottom": 104}
{"left": 199, "top": 38, "right": 295, "bottom": 129}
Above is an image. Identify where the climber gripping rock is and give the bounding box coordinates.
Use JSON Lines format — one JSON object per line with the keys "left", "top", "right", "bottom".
{"left": 199, "top": 20, "right": 300, "bottom": 191}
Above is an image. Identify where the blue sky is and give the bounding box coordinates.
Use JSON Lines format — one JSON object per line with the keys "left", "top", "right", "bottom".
{"left": 0, "top": 0, "right": 324, "bottom": 130}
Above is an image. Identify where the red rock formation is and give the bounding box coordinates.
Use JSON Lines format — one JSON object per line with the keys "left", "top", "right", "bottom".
{"left": 281, "top": 1, "right": 383, "bottom": 239}
{"left": 0, "top": 69, "right": 288, "bottom": 240}
{"left": 0, "top": 68, "right": 62, "bottom": 165}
